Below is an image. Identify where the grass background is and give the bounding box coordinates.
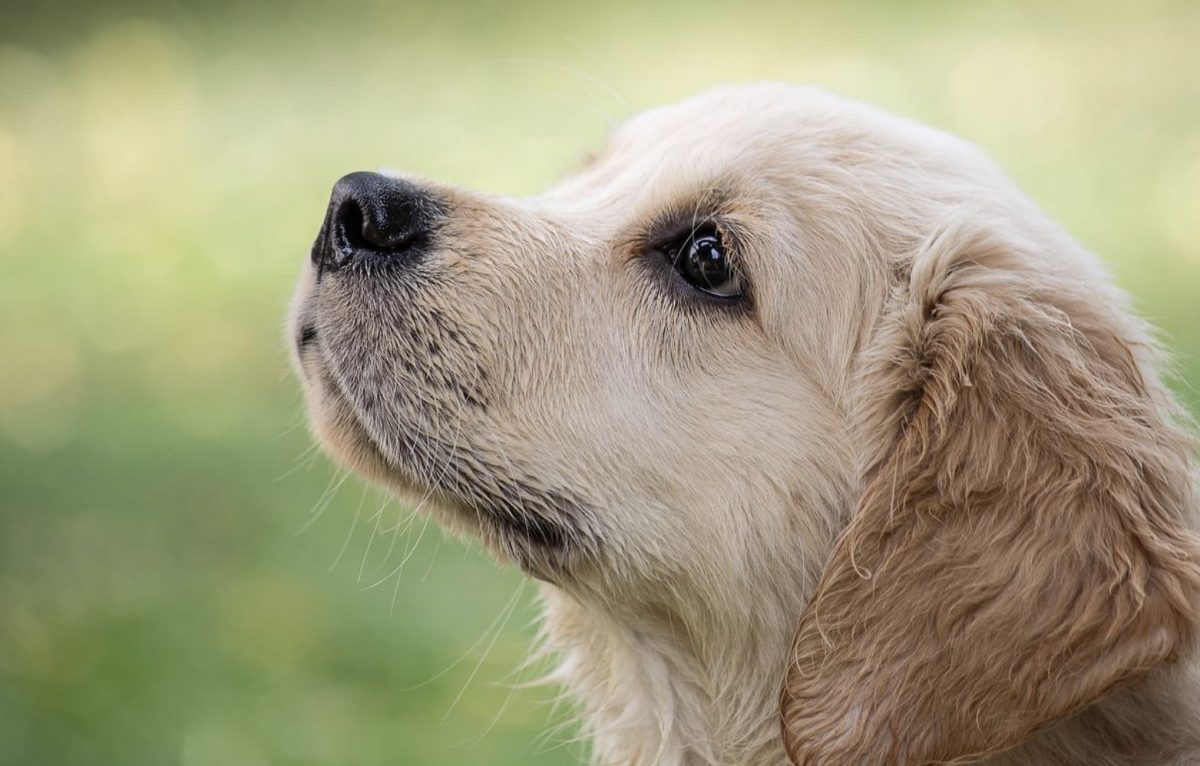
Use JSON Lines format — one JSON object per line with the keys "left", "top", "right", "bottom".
{"left": 2, "top": 1, "right": 1198, "bottom": 764}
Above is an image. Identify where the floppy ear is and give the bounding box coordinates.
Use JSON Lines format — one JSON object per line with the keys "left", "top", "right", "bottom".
{"left": 780, "top": 217, "right": 1200, "bottom": 765}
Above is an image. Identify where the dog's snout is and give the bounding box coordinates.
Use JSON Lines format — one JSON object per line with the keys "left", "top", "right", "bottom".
{"left": 312, "top": 171, "right": 439, "bottom": 274}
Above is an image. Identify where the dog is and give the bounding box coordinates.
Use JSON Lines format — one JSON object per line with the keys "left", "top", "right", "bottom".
{"left": 288, "top": 83, "right": 1200, "bottom": 765}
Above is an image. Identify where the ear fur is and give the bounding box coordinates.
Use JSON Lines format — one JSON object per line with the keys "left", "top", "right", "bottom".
{"left": 780, "top": 217, "right": 1200, "bottom": 765}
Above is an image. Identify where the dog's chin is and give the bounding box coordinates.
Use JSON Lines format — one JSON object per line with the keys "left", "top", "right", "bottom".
{"left": 297, "top": 351, "right": 589, "bottom": 581}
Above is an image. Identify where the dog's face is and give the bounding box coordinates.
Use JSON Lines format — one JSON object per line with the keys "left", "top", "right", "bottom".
{"left": 290, "top": 84, "right": 1200, "bottom": 764}
{"left": 290, "top": 85, "right": 959, "bottom": 585}
{"left": 294, "top": 85, "right": 883, "bottom": 581}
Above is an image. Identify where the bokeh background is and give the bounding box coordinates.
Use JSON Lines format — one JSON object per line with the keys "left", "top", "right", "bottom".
{"left": 2, "top": 1, "right": 1199, "bottom": 764}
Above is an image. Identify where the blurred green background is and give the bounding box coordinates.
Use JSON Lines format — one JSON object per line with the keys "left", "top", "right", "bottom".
{"left": 2, "top": 1, "right": 1198, "bottom": 764}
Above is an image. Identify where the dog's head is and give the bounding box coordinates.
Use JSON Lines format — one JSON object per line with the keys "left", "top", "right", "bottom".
{"left": 290, "top": 84, "right": 1200, "bottom": 764}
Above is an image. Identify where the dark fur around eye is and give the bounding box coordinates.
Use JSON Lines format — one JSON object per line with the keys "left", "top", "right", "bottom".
{"left": 640, "top": 212, "right": 751, "bottom": 307}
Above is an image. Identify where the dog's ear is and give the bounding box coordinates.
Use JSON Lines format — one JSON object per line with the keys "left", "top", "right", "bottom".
{"left": 780, "top": 217, "right": 1200, "bottom": 765}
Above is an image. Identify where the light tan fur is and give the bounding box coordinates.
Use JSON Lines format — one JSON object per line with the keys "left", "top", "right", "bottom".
{"left": 289, "top": 84, "right": 1200, "bottom": 765}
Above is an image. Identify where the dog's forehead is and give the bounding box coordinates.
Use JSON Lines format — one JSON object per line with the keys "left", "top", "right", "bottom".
{"left": 534, "top": 82, "right": 997, "bottom": 250}
{"left": 540, "top": 85, "right": 828, "bottom": 212}
{"left": 540, "top": 84, "right": 932, "bottom": 213}
{"left": 606, "top": 86, "right": 819, "bottom": 182}
{"left": 618, "top": 84, "right": 815, "bottom": 152}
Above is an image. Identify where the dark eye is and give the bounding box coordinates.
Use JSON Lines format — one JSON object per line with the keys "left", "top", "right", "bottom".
{"left": 665, "top": 226, "right": 743, "bottom": 298}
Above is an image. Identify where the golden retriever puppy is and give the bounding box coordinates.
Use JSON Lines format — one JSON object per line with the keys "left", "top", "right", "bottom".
{"left": 289, "top": 83, "right": 1200, "bottom": 765}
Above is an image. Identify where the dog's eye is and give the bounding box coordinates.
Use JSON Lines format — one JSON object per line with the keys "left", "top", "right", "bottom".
{"left": 665, "top": 227, "right": 742, "bottom": 298}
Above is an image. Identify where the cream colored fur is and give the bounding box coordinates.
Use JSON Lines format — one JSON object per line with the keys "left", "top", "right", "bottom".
{"left": 290, "top": 84, "right": 1200, "bottom": 765}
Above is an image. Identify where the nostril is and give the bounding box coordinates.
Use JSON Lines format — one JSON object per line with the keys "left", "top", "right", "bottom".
{"left": 332, "top": 199, "right": 368, "bottom": 257}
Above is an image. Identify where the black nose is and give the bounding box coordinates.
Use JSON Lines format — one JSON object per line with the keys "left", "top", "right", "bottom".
{"left": 312, "top": 171, "right": 440, "bottom": 274}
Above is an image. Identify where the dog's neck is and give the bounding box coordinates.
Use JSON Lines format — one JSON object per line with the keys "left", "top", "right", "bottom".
{"left": 538, "top": 577, "right": 804, "bottom": 766}
{"left": 538, "top": 585, "right": 1200, "bottom": 766}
